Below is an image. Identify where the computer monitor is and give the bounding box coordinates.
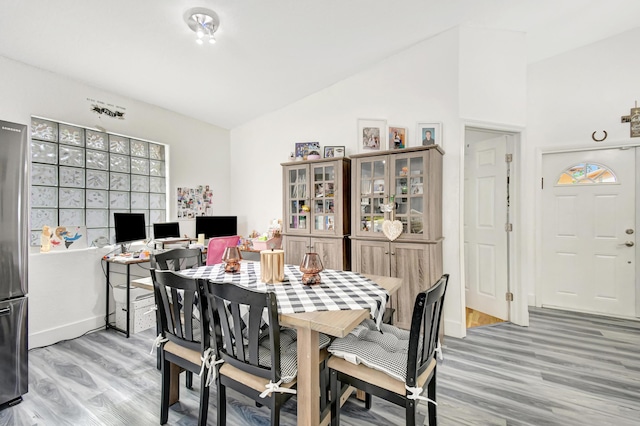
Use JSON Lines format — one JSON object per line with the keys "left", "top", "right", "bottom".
{"left": 153, "top": 222, "right": 180, "bottom": 239}
{"left": 114, "top": 212, "right": 146, "bottom": 252}
{"left": 195, "top": 216, "right": 238, "bottom": 239}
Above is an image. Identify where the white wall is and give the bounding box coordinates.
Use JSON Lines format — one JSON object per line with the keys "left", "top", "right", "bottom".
{"left": 0, "top": 56, "right": 231, "bottom": 348}
{"left": 526, "top": 27, "right": 640, "bottom": 305}
{"left": 459, "top": 27, "right": 527, "bottom": 126}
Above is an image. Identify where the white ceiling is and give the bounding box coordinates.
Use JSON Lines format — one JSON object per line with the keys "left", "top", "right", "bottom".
{"left": 1, "top": 0, "right": 639, "bottom": 129}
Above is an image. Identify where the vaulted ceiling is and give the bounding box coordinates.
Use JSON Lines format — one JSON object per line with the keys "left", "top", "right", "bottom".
{"left": 1, "top": 0, "right": 638, "bottom": 129}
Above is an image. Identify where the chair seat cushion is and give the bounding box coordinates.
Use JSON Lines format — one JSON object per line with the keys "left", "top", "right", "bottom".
{"left": 255, "top": 328, "right": 331, "bottom": 383}
{"left": 164, "top": 341, "right": 202, "bottom": 366}
{"left": 328, "top": 319, "right": 414, "bottom": 382}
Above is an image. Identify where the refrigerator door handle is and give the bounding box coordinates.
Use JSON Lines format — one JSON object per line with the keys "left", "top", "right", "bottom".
{"left": 0, "top": 307, "right": 10, "bottom": 316}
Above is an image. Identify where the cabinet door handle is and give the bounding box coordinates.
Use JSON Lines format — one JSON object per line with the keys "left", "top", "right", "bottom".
{"left": 384, "top": 251, "right": 389, "bottom": 255}
{"left": 391, "top": 252, "right": 396, "bottom": 255}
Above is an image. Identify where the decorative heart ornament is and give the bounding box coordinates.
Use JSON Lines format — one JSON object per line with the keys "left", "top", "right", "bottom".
{"left": 382, "top": 220, "right": 403, "bottom": 241}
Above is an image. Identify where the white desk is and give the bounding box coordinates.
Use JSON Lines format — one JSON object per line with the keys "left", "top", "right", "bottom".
{"left": 104, "top": 257, "right": 150, "bottom": 338}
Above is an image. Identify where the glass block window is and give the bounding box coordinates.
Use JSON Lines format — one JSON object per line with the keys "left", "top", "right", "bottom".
{"left": 556, "top": 163, "right": 617, "bottom": 185}
{"left": 29, "top": 117, "right": 167, "bottom": 246}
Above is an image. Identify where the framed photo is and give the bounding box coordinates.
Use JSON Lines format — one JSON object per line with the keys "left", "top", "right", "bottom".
{"left": 324, "top": 145, "right": 345, "bottom": 158}
{"left": 416, "top": 122, "right": 442, "bottom": 147}
{"left": 357, "top": 119, "right": 387, "bottom": 153}
{"left": 295, "top": 142, "right": 320, "bottom": 160}
{"left": 388, "top": 126, "right": 407, "bottom": 150}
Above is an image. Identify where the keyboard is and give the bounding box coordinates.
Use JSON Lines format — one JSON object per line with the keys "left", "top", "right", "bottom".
{"left": 154, "top": 237, "right": 189, "bottom": 243}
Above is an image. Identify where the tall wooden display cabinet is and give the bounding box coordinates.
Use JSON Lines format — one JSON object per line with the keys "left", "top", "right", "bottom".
{"left": 281, "top": 157, "right": 351, "bottom": 271}
{"left": 350, "top": 145, "right": 443, "bottom": 329}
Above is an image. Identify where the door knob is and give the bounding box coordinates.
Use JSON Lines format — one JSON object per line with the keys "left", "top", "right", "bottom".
{"left": 626, "top": 229, "right": 634, "bottom": 234}
{"left": 620, "top": 241, "right": 635, "bottom": 247}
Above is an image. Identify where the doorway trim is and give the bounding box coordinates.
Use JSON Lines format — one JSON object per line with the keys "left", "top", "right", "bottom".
{"left": 461, "top": 120, "right": 526, "bottom": 336}
{"left": 535, "top": 142, "right": 640, "bottom": 318}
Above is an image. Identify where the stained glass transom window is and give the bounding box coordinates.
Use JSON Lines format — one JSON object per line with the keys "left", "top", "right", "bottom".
{"left": 556, "top": 163, "right": 616, "bottom": 185}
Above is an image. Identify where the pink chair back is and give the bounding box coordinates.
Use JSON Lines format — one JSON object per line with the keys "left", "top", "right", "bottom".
{"left": 206, "top": 235, "right": 241, "bottom": 265}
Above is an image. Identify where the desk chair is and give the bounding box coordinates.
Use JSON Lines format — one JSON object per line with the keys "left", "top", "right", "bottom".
{"left": 151, "top": 247, "right": 204, "bottom": 383}
{"left": 205, "top": 235, "right": 241, "bottom": 265}
{"left": 150, "top": 269, "right": 212, "bottom": 426}
{"left": 328, "top": 274, "right": 449, "bottom": 426}
{"left": 204, "top": 281, "right": 330, "bottom": 426}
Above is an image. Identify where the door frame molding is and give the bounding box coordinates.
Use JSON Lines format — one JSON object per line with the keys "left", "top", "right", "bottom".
{"left": 536, "top": 143, "right": 640, "bottom": 318}
{"left": 461, "top": 120, "right": 525, "bottom": 337}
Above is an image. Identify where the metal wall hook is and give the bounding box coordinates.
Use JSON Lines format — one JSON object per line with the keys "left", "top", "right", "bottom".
{"left": 591, "top": 130, "right": 607, "bottom": 142}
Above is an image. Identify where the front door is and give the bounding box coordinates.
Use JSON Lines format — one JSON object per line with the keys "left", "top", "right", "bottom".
{"left": 541, "top": 148, "right": 636, "bottom": 318}
{"left": 464, "top": 134, "right": 510, "bottom": 320}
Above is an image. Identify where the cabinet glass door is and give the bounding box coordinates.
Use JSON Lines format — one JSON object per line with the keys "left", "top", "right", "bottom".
{"left": 358, "top": 157, "right": 387, "bottom": 236}
{"left": 312, "top": 164, "right": 336, "bottom": 233}
{"left": 392, "top": 154, "right": 424, "bottom": 236}
{"left": 287, "top": 166, "right": 309, "bottom": 232}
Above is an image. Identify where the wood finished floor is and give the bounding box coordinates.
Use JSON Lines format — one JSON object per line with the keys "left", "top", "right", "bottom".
{"left": 465, "top": 308, "right": 505, "bottom": 329}
{"left": 1, "top": 307, "right": 639, "bottom": 425}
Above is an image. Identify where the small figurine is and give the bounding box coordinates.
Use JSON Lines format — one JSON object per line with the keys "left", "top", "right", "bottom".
{"left": 40, "top": 225, "right": 52, "bottom": 253}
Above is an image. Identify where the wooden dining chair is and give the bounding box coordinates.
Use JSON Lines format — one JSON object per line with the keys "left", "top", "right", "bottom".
{"left": 150, "top": 269, "right": 212, "bottom": 426}
{"left": 150, "top": 247, "right": 204, "bottom": 381}
{"left": 328, "top": 274, "right": 449, "bottom": 426}
{"left": 204, "top": 281, "right": 330, "bottom": 426}
{"left": 205, "top": 235, "right": 241, "bottom": 265}
{"left": 151, "top": 247, "right": 203, "bottom": 271}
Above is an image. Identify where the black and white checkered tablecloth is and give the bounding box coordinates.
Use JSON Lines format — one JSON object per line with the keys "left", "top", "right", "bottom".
{"left": 180, "top": 263, "right": 390, "bottom": 327}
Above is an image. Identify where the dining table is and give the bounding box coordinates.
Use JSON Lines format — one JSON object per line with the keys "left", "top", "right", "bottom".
{"left": 278, "top": 272, "right": 402, "bottom": 426}
{"left": 134, "top": 262, "right": 402, "bottom": 426}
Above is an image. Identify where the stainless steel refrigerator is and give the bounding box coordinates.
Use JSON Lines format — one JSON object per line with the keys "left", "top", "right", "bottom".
{"left": 0, "top": 120, "right": 28, "bottom": 409}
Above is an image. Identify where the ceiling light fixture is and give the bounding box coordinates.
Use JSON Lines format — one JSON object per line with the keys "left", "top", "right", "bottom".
{"left": 184, "top": 7, "right": 219, "bottom": 46}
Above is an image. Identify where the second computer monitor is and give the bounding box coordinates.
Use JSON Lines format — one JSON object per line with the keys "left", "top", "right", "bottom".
{"left": 153, "top": 222, "right": 180, "bottom": 239}
{"left": 195, "top": 216, "right": 237, "bottom": 239}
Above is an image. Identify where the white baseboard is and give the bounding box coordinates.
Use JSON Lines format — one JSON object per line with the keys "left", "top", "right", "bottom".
{"left": 528, "top": 293, "right": 536, "bottom": 307}
{"left": 444, "top": 318, "right": 465, "bottom": 338}
{"left": 29, "top": 315, "right": 104, "bottom": 350}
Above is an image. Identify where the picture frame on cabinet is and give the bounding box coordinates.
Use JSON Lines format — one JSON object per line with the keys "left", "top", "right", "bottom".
{"left": 324, "top": 145, "right": 345, "bottom": 158}
{"left": 416, "top": 122, "right": 442, "bottom": 148}
{"left": 389, "top": 126, "right": 407, "bottom": 150}
{"left": 357, "top": 118, "right": 387, "bottom": 153}
{"left": 295, "top": 142, "right": 320, "bottom": 160}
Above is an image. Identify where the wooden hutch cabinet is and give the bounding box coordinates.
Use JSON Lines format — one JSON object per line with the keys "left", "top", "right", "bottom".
{"left": 281, "top": 157, "right": 350, "bottom": 270}
{"left": 350, "top": 145, "right": 443, "bottom": 329}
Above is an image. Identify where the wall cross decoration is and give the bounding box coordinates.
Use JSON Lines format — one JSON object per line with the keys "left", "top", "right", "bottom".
{"left": 620, "top": 101, "right": 640, "bottom": 137}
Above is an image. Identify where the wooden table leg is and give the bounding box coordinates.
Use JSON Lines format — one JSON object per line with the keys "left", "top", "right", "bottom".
{"left": 296, "top": 326, "right": 319, "bottom": 426}
{"left": 169, "top": 362, "right": 180, "bottom": 405}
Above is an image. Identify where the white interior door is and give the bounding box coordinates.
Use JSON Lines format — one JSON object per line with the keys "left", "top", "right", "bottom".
{"left": 541, "top": 148, "right": 636, "bottom": 318}
{"left": 464, "top": 135, "right": 510, "bottom": 320}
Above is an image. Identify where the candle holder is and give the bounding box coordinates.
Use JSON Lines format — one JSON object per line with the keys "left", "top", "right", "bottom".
{"left": 222, "top": 246, "right": 242, "bottom": 273}
{"left": 300, "top": 252, "right": 323, "bottom": 285}
{"left": 261, "top": 249, "right": 285, "bottom": 284}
